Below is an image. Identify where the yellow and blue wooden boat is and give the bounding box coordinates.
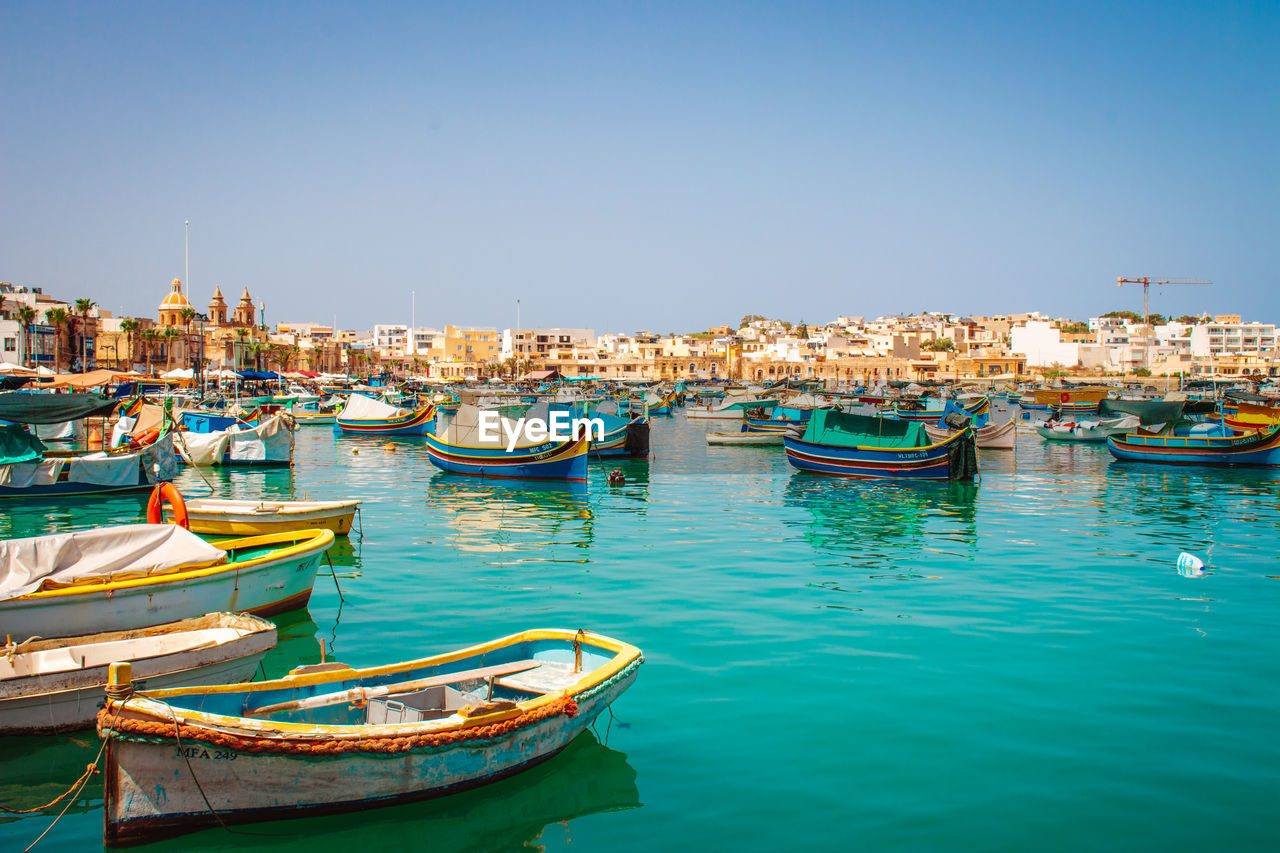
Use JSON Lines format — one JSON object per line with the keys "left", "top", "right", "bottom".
{"left": 98, "top": 628, "right": 643, "bottom": 844}
{"left": 0, "top": 524, "right": 334, "bottom": 640}
{"left": 1107, "top": 422, "right": 1280, "bottom": 466}
{"left": 179, "top": 498, "right": 362, "bottom": 537}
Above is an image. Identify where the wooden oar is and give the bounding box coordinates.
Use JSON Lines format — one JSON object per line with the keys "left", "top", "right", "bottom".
{"left": 244, "top": 660, "right": 542, "bottom": 718}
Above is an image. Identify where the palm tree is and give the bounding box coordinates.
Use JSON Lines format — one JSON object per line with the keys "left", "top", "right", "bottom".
{"left": 119, "top": 318, "right": 139, "bottom": 370}
{"left": 179, "top": 306, "right": 197, "bottom": 370}
{"left": 162, "top": 328, "right": 181, "bottom": 369}
{"left": 234, "top": 328, "right": 250, "bottom": 370}
{"left": 73, "top": 298, "right": 96, "bottom": 372}
{"left": 15, "top": 304, "right": 36, "bottom": 367}
{"left": 139, "top": 328, "right": 159, "bottom": 374}
{"left": 43, "top": 307, "right": 69, "bottom": 371}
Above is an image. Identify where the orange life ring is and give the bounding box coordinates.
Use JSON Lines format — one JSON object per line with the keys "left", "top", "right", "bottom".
{"left": 146, "top": 482, "right": 190, "bottom": 529}
{"left": 1059, "top": 392, "right": 1070, "bottom": 404}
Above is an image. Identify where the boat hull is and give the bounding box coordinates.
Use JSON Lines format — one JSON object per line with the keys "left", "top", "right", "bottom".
{"left": 182, "top": 500, "right": 360, "bottom": 537}
{"left": 1107, "top": 426, "right": 1280, "bottom": 466}
{"left": 686, "top": 400, "right": 778, "bottom": 419}
{"left": 0, "top": 615, "right": 275, "bottom": 735}
{"left": 335, "top": 406, "right": 435, "bottom": 436}
{"left": 424, "top": 433, "right": 589, "bottom": 481}
{"left": 784, "top": 429, "right": 975, "bottom": 480}
{"left": 290, "top": 413, "right": 336, "bottom": 425}
{"left": 707, "top": 431, "right": 783, "bottom": 445}
{"left": 925, "top": 418, "right": 1015, "bottom": 449}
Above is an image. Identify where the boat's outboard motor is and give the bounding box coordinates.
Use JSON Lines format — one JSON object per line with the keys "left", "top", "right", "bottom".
{"left": 942, "top": 411, "right": 971, "bottom": 431}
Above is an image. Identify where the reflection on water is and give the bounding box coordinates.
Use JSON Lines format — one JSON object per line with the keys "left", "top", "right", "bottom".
{"left": 426, "top": 475, "right": 595, "bottom": 559}
{"left": 260, "top": 609, "right": 326, "bottom": 679}
{"left": 0, "top": 493, "right": 150, "bottom": 539}
{"left": 0, "top": 732, "right": 102, "bottom": 823}
{"left": 129, "top": 731, "right": 639, "bottom": 853}
{"left": 783, "top": 474, "right": 978, "bottom": 566}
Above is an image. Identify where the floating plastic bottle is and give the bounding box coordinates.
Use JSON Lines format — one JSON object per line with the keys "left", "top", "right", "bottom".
{"left": 1176, "top": 552, "right": 1205, "bottom": 577}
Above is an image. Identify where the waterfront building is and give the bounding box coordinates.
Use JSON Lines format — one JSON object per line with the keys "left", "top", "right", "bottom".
{"left": 502, "top": 328, "right": 595, "bottom": 360}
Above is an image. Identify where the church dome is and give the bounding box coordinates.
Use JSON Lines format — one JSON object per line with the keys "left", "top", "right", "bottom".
{"left": 159, "top": 278, "right": 192, "bottom": 310}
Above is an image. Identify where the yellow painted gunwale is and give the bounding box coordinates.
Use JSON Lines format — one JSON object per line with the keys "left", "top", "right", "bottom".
{"left": 114, "top": 628, "right": 641, "bottom": 737}
{"left": 14, "top": 529, "right": 335, "bottom": 601}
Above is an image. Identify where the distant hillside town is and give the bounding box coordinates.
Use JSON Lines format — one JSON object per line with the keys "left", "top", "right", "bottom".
{"left": 1, "top": 279, "right": 1275, "bottom": 383}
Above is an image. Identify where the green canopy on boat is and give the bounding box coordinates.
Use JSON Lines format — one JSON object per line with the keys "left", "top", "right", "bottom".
{"left": 802, "top": 410, "right": 929, "bottom": 449}
{"left": 0, "top": 392, "right": 120, "bottom": 424}
{"left": 0, "top": 424, "right": 46, "bottom": 465}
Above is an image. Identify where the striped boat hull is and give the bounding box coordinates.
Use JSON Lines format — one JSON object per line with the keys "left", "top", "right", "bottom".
{"left": 423, "top": 432, "right": 590, "bottom": 481}
{"left": 335, "top": 406, "right": 435, "bottom": 436}
{"left": 893, "top": 398, "right": 990, "bottom": 422}
{"left": 784, "top": 429, "right": 974, "bottom": 480}
{"left": 1107, "top": 424, "right": 1280, "bottom": 466}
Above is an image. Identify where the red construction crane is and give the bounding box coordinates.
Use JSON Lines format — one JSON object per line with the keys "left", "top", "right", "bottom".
{"left": 1116, "top": 276, "right": 1213, "bottom": 368}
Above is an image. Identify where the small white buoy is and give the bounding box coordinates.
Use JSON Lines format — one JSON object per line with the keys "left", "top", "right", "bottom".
{"left": 1176, "top": 552, "right": 1205, "bottom": 577}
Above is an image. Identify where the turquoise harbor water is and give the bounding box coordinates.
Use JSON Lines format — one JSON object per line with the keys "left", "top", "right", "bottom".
{"left": 3, "top": 406, "right": 1279, "bottom": 851}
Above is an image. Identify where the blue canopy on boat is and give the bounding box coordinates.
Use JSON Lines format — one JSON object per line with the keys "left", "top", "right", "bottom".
{"left": 236, "top": 370, "right": 279, "bottom": 381}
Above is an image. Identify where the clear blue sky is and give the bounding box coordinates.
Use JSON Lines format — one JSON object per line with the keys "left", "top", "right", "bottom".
{"left": 2, "top": 1, "right": 1276, "bottom": 333}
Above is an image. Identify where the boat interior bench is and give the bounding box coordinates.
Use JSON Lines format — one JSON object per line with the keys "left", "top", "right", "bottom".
{"left": 362, "top": 659, "right": 581, "bottom": 723}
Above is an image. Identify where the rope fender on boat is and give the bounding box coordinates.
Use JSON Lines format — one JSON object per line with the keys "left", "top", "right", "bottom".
{"left": 96, "top": 694, "right": 579, "bottom": 756}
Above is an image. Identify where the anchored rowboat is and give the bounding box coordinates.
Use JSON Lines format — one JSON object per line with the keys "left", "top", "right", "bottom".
{"left": 98, "top": 628, "right": 643, "bottom": 845}
{"left": 706, "top": 430, "right": 784, "bottom": 446}
{"left": 0, "top": 524, "right": 334, "bottom": 640}
{"left": 176, "top": 498, "right": 362, "bottom": 537}
{"left": 0, "top": 613, "right": 275, "bottom": 735}
{"left": 925, "top": 418, "right": 1016, "bottom": 449}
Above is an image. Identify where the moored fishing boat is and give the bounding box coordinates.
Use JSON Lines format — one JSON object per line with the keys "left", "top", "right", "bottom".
{"left": 685, "top": 393, "right": 779, "bottom": 419}
{"left": 1220, "top": 399, "right": 1280, "bottom": 433}
{"left": 637, "top": 387, "right": 678, "bottom": 415}
{"left": 424, "top": 405, "right": 589, "bottom": 480}
{"left": 175, "top": 413, "right": 295, "bottom": 467}
{"left": 0, "top": 613, "right": 275, "bottom": 735}
{"left": 566, "top": 402, "right": 649, "bottom": 458}
{"left": 1020, "top": 388, "right": 1107, "bottom": 415}
{"left": 0, "top": 393, "right": 177, "bottom": 500}
{"left": 1035, "top": 415, "right": 1140, "bottom": 443}
{"left": 287, "top": 400, "right": 337, "bottom": 425}
{"left": 1107, "top": 423, "right": 1280, "bottom": 466}
{"left": 892, "top": 395, "right": 990, "bottom": 423}
{"left": 784, "top": 411, "right": 978, "bottom": 480}
{"left": 706, "top": 429, "right": 784, "bottom": 446}
{"left": 177, "top": 497, "right": 362, "bottom": 537}
{"left": 0, "top": 524, "right": 334, "bottom": 640}
{"left": 335, "top": 394, "right": 435, "bottom": 436}
{"left": 97, "top": 628, "right": 644, "bottom": 844}
{"left": 925, "top": 417, "right": 1016, "bottom": 449}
